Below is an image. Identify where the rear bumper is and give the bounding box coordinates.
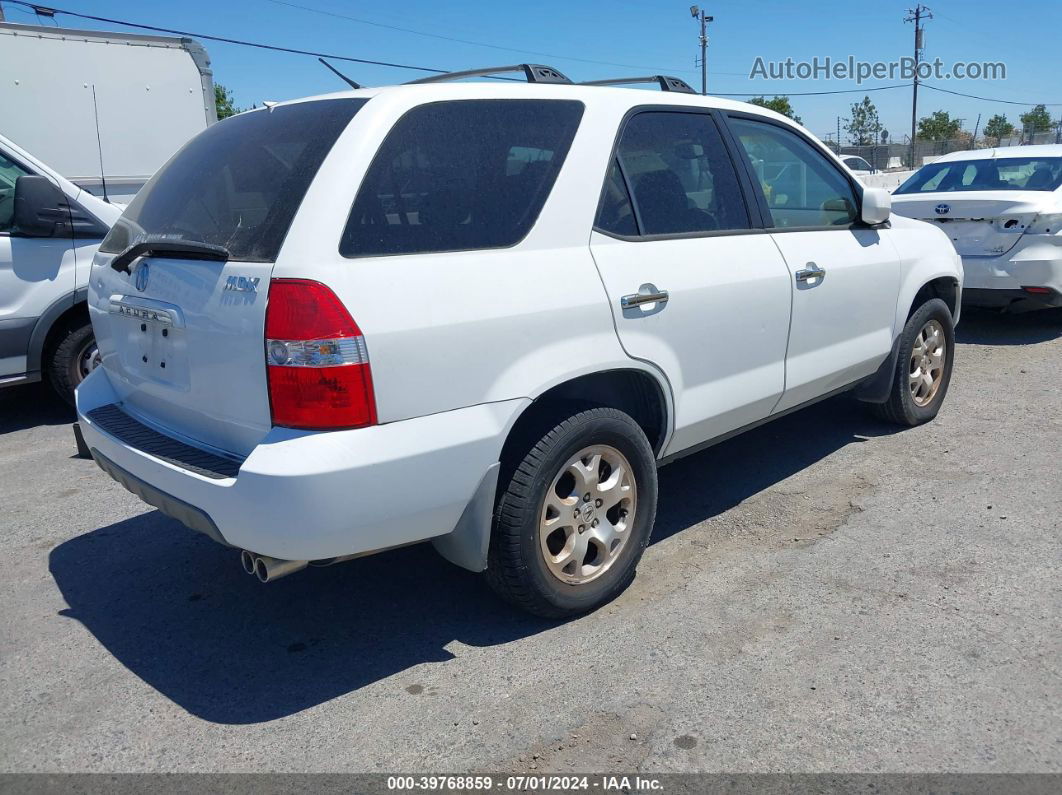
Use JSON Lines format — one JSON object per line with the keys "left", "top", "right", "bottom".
{"left": 76, "top": 367, "right": 527, "bottom": 562}
{"left": 963, "top": 287, "right": 1062, "bottom": 310}
{"left": 960, "top": 237, "right": 1062, "bottom": 301}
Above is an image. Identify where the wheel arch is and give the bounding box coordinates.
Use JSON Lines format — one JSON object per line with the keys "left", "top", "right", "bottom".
{"left": 500, "top": 367, "right": 673, "bottom": 468}
{"left": 27, "top": 288, "right": 89, "bottom": 376}
{"left": 907, "top": 276, "right": 959, "bottom": 322}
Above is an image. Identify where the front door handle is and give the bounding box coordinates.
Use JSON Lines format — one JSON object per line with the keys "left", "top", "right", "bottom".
{"left": 621, "top": 289, "right": 669, "bottom": 308}
{"left": 795, "top": 263, "right": 826, "bottom": 283}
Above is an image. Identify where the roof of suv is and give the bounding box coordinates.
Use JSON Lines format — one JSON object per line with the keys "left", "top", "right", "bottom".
{"left": 258, "top": 81, "right": 798, "bottom": 128}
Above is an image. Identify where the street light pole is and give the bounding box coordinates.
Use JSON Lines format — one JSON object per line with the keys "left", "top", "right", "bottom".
{"left": 690, "top": 6, "right": 713, "bottom": 95}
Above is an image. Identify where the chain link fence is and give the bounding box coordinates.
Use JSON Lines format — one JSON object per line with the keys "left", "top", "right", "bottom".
{"left": 825, "top": 127, "right": 1062, "bottom": 174}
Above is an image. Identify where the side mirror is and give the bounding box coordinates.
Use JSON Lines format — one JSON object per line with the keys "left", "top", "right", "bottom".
{"left": 13, "top": 175, "right": 66, "bottom": 237}
{"left": 860, "top": 186, "right": 891, "bottom": 225}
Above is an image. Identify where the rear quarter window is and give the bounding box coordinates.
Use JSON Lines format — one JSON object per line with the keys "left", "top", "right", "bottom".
{"left": 340, "top": 99, "right": 584, "bottom": 257}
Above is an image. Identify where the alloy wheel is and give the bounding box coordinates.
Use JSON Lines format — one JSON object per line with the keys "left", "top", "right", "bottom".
{"left": 538, "top": 445, "right": 637, "bottom": 585}
{"left": 909, "top": 319, "right": 946, "bottom": 407}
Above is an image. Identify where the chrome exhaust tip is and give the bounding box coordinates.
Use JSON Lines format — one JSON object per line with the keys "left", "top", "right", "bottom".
{"left": 240, "top": 550, "right": 308, "bottom": 582}
{"left": 252, "top": 554, "right": 309, "bottom": 583}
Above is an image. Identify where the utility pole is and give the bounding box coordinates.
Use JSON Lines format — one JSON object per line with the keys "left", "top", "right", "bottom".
{"left": 972, "top": 113, "right": 982, "bottom": 145}
{"left": 690, "top": 6, "right": 713, "bottom": 95}
{"left": 904, "top": 5, "right": 932, "bottom": 166}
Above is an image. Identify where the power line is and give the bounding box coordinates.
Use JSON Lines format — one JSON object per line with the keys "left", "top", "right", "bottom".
{"left": 2, "top": 0, "right": 452, "bottom": 76}
{"left": 921, "top": 82, "right": 1062, "bottom": 107}
{"left": 713, "top": 84, "right": 909, "bottom": 98}
{"left": 8, "top": 2, "right": 1059, "bottom": 109}
{"left": 265, "top": 0, "right": 696, "bottom": 75}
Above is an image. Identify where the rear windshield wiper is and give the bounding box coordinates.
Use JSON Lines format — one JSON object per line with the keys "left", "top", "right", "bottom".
{"left": 110, "top": 238, "right": 230, "bottom": 273}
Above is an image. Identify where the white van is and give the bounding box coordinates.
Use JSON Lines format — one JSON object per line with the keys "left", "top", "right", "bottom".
{"left": 0, "top": 134, "right": 120, "bottom": 401}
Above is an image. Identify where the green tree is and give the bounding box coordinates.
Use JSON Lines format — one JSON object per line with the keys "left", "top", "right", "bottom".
{"left": 214, "top": 83, "right": 240, "bottom": 120}
{"left": 983, "top": 114, "right": 1015, "bottom": 145}
{"left": 747, "top": 96, "right": 802, "bottom": 125}
{"left": 917, "top": 110, "right": 962, "bottom": 141}
{"left": 843, "top": 96, "right": 882, "bottom": 145}
{"left": 1019, "top": 104, "right": 1053, "bottom": 134}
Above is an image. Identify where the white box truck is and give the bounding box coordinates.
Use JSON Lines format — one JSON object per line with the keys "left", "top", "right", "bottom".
{"left": 0, "top": 21, "right": 217, "bottom": 202}
{"left": 0, "top": 21, "right": 216, "bottom": 402}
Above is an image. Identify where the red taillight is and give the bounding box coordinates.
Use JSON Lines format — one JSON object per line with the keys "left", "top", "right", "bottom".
{"left": 265, "top": 279, "right": 377, "bottom": 430}
{"left": 1022, "top": 286, "right": 1052, "bottom": 295}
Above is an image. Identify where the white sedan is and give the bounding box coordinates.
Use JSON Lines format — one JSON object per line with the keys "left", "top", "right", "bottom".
{"left": 891, "top": 145, "right": 1062, "bottom": 311}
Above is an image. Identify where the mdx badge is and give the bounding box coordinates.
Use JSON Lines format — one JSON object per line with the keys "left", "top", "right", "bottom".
{"left": 224, "top": 275, "right": 261, "bottom": 293}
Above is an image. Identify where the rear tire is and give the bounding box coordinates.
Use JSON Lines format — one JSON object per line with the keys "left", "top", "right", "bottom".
{"left": 872, "top": 298, "right": 955, "bottom": 426}
{"left": 48, "top": 322, "right": 99, "bottom": 407}
{"left": 486, "top": 407, "right": 658, "bottom": 618}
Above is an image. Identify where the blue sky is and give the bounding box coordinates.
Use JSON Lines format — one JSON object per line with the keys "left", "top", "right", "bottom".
{"left": 6, "top": 0, "right": 1060, "bottom": 140}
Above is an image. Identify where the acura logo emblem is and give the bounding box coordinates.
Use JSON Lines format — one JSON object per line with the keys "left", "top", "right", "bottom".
{"left": 934, "top": 203, "right": 950, "bottom": 216}
{"left": 135, "top": 262, "right": 150, "bottom": 292}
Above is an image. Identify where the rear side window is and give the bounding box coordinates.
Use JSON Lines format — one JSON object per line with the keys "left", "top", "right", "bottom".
{"left": 340, "top": 100, "right": 583, "bottom": 257}
{"left": 100, "top": 99, "right": 366, "bottom": 261}
{"left": 596, "top": 111, "right": 751, "bottom": 237}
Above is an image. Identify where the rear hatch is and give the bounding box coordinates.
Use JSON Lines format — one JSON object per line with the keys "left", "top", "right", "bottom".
{"left": 890, "top": 192, "right": 1045, "bottom": 257}
{"left": 89, "top": 98, "right": 366, "bottom": 456}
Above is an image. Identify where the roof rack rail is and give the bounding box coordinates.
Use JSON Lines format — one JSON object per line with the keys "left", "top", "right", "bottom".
{"left": 581, "top": 75, "right": 697, "bottom": 94}
{"left": 405, "top": 64, "right": 572, "bottom": 85}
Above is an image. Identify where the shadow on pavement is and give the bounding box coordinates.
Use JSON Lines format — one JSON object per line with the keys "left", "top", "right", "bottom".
{"left": 0, "top": 382, "right": 73, "bottom": 435}
{"left": 956, "top": 306, "right": 1062, "bottom": 346}
{"left": 49, "top": 393, "right": 901, "bottom": 725}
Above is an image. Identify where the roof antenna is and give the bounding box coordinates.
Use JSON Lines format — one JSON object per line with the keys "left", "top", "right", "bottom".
{"left": 318, "top": 57, "right": 362, "bottom": 89}
{"left": 91, "top": 85, "right": 110, "bottom": 204}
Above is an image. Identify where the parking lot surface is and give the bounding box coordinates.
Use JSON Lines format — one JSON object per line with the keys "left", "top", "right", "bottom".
{"left": 1, "top": 308, "right": 1059, "bottom": 773}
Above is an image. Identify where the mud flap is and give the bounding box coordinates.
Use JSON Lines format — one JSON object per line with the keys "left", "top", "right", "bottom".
{"left": 854, "top": 335, "right": 901, "bottom": 404}
{"left": 431, "top": 463, "right": 500, "bottom": 573}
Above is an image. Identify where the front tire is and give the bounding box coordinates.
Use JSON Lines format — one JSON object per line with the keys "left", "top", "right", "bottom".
{"left": 873, "top": 298, "right": 955, "bottom": 426}
{"left": 486, "top": 407, "right": 658, "bottom": 618}
{"left": 48, "top": 321, "right": 99, "bottom": 407}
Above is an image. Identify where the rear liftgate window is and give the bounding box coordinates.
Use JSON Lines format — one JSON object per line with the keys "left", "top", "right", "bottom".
{"left": 340, "top": 99, "right": 584, "bottom": 257}
{"left": 99, "top": 99, "right": 367, "bottom": 262}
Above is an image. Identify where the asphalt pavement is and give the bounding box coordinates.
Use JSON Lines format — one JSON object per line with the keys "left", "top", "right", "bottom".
{"left": 1, "top": 308, "right": 1059, "bottom": 773}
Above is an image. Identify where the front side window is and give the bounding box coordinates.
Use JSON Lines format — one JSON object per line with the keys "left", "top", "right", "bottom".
{"left": 895, "top": 157, "right": 1062, "bottom": 194}
{"left": 596, "top": 111, "right": 750, "bottom": 237}
{"left": 341, "top": 100, "right": 583, "bottom": 257}
{"left": 0, "top": 152, "right": 32, "bottom": 233}
{"left": 729, "top": 117, "right": 859, "bottom": 228}
{"left": 100, "top": 98, "right": 366, "bottom": 261}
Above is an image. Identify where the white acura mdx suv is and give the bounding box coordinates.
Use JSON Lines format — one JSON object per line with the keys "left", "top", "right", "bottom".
{"left": 75, "top": 66, "right": 963, "bottom": 616}
{"left": 892, "top": 145, "right": 1061, "bottom": 311}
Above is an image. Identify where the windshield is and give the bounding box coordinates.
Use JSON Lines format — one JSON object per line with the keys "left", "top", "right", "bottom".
{"left": 100, "top": 98, "right": 366, "bottom": 261}
{"left": 895, "top": 156, "right": 1062, "bottom": 194}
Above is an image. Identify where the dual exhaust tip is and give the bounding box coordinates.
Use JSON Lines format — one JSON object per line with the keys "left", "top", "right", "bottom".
{"left": 239, "top": 549, "right": 308, "bottom": 583}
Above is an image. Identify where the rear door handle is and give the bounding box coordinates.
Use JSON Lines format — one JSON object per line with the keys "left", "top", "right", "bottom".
{"left": 795, "top": 263, "right": 826, "bottom": 283}
{"left": 620, "top": 290, "right": 669, "bottom": 308}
